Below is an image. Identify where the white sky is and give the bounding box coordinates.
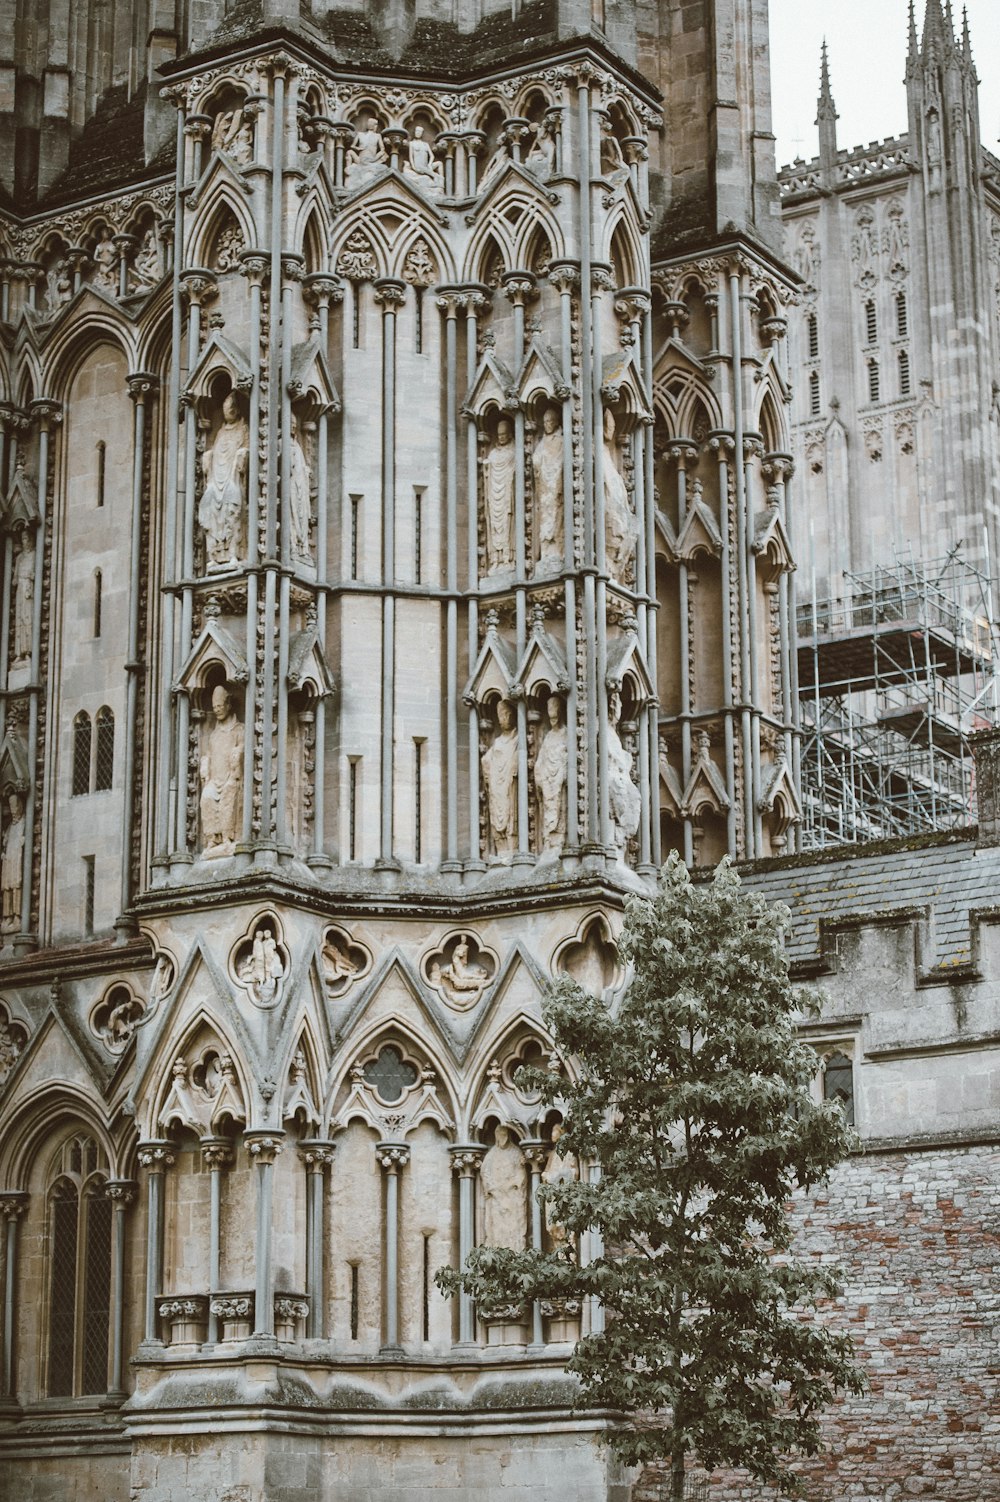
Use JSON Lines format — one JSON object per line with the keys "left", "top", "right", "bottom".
{"left": 768, "top": 0, "right": 1000, "bottom": 167}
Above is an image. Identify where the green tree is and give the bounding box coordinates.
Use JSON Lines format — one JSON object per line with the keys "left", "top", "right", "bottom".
{"left": 438, "top": 855, "right": 866, "bottom": 1499}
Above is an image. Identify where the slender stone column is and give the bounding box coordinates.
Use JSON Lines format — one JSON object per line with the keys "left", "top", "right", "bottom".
{"left": 200, "top": 1139, "right": 232, "bottom": 1344}
{"left": 118, "top": 376, "right": 157, "bottom": 931}
{"left": 462, "top": 287, "right": 490, "bottom": 870}
{"left": 373, "top": 279, "right": 406, "bottom": 869}
{"left": 521, "top": 1141, "right": 548, "bottom": 1346}
{"left": 300, "top": 1140, "right": 335, "bottom": 1338}
{"left": 376, "top": 1142, "right": 410, "bottom": 1351}
{"left": 437, "top": 289, "right": 463, "bottom": 871}
{"left": 449, "top": 1146, "right": 484, "bottom": 1345}
{"left": 245, "top": 1133, "right": 283, "bottom": 1338}
{"left": 19, "top": 400, "right": 59, "bottom": 951}
{"left": 138, "top": 1142, "right": 174, "bottom": 1345}
{"left": 0, "top": 1193, "right": 28, "bottom": 1404}
{"left": 104, "top": 1180, "right": 136, "bottom": 1400}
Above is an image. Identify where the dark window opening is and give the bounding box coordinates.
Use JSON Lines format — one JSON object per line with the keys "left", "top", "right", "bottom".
{"left": 72, "top": 713, "right": 92, "bottom": 796}
{"left": 94, "top": 707, "right": 114, "bottom": 792}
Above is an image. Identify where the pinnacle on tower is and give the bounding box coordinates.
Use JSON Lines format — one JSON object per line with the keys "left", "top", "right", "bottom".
{"left": 816, "top": 39, "right": 838, "bottom": 165}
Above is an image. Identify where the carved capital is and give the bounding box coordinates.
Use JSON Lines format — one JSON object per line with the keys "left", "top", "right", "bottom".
{"left": 179, "top": 268, "right": 219, "bottom": 306}
{"left": 0, "top": 1192, "right": 29, "bottom": 1222}
{"left": 520, "top": 1139, "right": 549, "bottom": 1171}
{"left": 300, "top": 1138, "right": 336, "bottom": 1171}
{"left": 138, "top": 1141, "right": 175, "bottom": 1172}
{"left": 244, "top": 1131, "right": 284, "bottom": 1165}
{"left": 238, "top": 251, "right": 270, "bottom": 286}
{"left": 501, "top": 269, "right": 538, "bottom": 306}
{"left": 302, "top": 272, "right": 344, "bottom": 306}
{"left": 200, "top": 1136, "right": 233, "bottom": 1170}
{"left": 159, "top": 1295, "right": 208, "bottom": 1320}
{"left": 105, "top": 1179, "right": 137, "bottom": 1205}
{"left": 274, "top": 1296, "right": 310, "bottom": 1322}
{"left": 435, "top": 285, "right": 465, "bottom": 318}
{"left": 210, "top": 1294, "right": 254, "bottom": 1320}
{"left": 375, "top": 1142, "right": 410, "bottom": 1171}
{"left": 449, "top": 1145, "right": 485, "bottom": 1175}
{"left": 127, "top": 372, "right": 159, "bottom": 405}
{"left": 373, "top": 278, "right": 407, "bottom": 310}
{"left": 281, "top": 252, "right": 306, "bottom": 284}
{"left": 30, "top": 398, "right": 62, "bottom": 431}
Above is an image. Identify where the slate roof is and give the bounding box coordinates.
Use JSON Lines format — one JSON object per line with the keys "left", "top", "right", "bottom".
{"left": 733, "top": 830, "right": 1000, "bottom": 974}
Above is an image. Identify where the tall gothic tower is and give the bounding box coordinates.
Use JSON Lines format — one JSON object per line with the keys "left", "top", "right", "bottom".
{"left": 0, "top": 3, "right": 796, "bottom": 1497}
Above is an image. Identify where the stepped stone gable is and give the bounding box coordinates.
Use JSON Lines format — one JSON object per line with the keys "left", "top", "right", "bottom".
{"left": 0, "top": 2, "right": 995, "bottom": 1500}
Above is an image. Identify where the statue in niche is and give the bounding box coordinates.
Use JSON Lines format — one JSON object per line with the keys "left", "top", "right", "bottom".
{"left": 542, "top": 1121, "right": 578, "bottom": 1253}
{"left": 322, "top": 932, "right": 358, "bottom": 985}
{"left": 607, "top": 687, "right": 640, "bottom": 855}
{"left": 212, "top": 108, "right": 253, "bottom": 165}
{"left": 99, "top": 991, "right": 144, "bottom": 1052}
{"left": 199, "top": 685, "right": 244, "bottom": 857}
{"left": 45, "top": 259, "right": 72, "bottom": 312}
{"left": 199, "top": 392, "right": 249, "bottom": 572}
{"left": 482, "top": 698, "right": 519, "bottom": 860}
{"left": 132, "top": 227, "right": 160, "bottom": 287}
{"left": 524, "top": 120, "right": 556, "bottom": 180}
{"left": 599, "top": 119, "right": 630, "bottom": 189}
{"left": 346, "top": 117, "right": 387, "bottom": 184}
{"left": 12, "top": 532, "right": 35, "bottom": 661}
{"left": 430, "top": 935, "right": 490, "bottom": 1007}
{"left": 480, "top": 1125, "right": 527, "bottom": 1249}
{"left": 287, "top": 415, "right": 313, "bottom": 563}
{"left": 403, "top": 126, "right": 444, "bottom": 194}
{"left": 533, "top": 694, "right": 567, "bottom": 856}
{"left": 603, "top": 409, "right": 638, "bottom": 580}
{"left": 483, "top": 418, "right": 517, "bottom": 573}
{"left": 238, "top": 926, "right": 285, "bottom": 1005}
{"left": 92, "top": 228, "right": 118, "bottom": 291}
{"left": 1, "top": 792, "right": 24, "bottom": 933}
{"left": 532, "top": 406, "right": 564, "bottom": 564}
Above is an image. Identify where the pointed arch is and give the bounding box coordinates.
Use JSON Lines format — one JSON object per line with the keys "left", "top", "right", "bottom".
{"left": 606, "top": 213, "right": 643, "bottom": 289}
{"left": 144, "top": 1004, "right": 253, "bottom": 1138}
{"left": 757, "top": 386, "right": 786, "bottom": 454}
{"left": 0, "top": 1082, "right": 122, "bottom": 1189}
{"left": 41, "top": 314, "right": 136, "bottom": 403}
{"left": 295, "top": 192, "right": 334, "bottom": 271}
{"left": 326, "top": 1009, "right": 460, "bottom": 1129}
{"left": 185, "top": 180, "right": 257, "bottom": 270}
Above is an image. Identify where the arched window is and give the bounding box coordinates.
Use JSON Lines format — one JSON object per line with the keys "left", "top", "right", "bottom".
{"left": 898, "top": 349, "right": 911, "bottom": 396}
{"left": 864, "top": 299, "right": 877, "bottom": 345}
{"left": 895, "top": 290, "right": 908, "bottom": 338}
{"left": 72, "top": 713, "right": 92, "bottom": 797}
{"left": 46, "top": 1135, "right": 111, "bottom": 1397}
{"left": 809, "top": 370, "right": 821, "bottom": 416}
{"left": 867, "top": 359, "right": 880, "bottom": 403}
{"left": 822, "top": 1051, "right": 855, "bottom": 1126}
{"left": 806, "top": 311, "right": 819, "bottom": 359}
{"left": 94, "top": 707, "right": 114, "bottom": 792}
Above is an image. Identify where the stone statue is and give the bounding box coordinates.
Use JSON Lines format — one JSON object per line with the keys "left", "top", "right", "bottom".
{"left": 132, "top": 228, "right": 160, "bottom": 286}
{"left": 287, "top": 416, "right": 312, "bottom": 563}
{"left": 483, "top": 418, "right": 517, "bottom": 573}
{"left": 603, "top": 409, "right": 638, "bottom": 580}
{"left": 239, "top": 926, "right": 285, "bottom": 1004}
{"left": 532, "top": 407, "right": 563, "bottom": 564}
{"left": 199, "top": 393, "right": 249, "bottom": 572}
{"left": 524, "top": 121, "right": 556, "bottom": 180}
{"left": 346, "top": 117, "right": 387, "bottom": 184}
{"left": 542, "top": 1122, "right": 578, "bottom": 1252}
{"left": 480, "top": 1125, "right": 527, "bottom": 1249}
{"left": 599, "top": 119, "right": 630, "bottom": 188}
{"left": 322, "top": 932, "right": 358, "bottom": 985}
{"left": 92, "top": 227, "right": 118, "bottom": 291}
{"left": 435, "top": 935, "right": 490, "bottom": 1007}
{"left": 45, "top": 259, "right": 72, "bottom": 312}
{"left": 481, "top": 698, "right": 519, "bottom": 859}
{"left": 100, "top": 994, "right": 144, "bottom": 1051}
{"left": 199, "top": 685, "right": 244, "bottom": 857}
{"left": 403, "top": 126, "right": 444, "bottom": 193}
{"left": 12, "top": 534, "right": 35, "bottom": 661}
{"left": 1, "top": 792, "right": 24, "bottom": 933}
{"left": 212, "top": 108, "right": 253, "bottom": 165}
{"left": 533, "top": 694, "right": 567, "bottom": 856}
{"left": 607, "top": 688, "right": 640, "bottom": 855}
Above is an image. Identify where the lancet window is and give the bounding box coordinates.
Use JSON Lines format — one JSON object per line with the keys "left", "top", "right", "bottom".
{"left": 45, "top": 1134, "right": 112, "bottom": 1397}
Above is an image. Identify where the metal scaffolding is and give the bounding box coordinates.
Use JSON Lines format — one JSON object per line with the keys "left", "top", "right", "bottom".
{"left": 796, "top": 550, "right": 998, "bottom": 847}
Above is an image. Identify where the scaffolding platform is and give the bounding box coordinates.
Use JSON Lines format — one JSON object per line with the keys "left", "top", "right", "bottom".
{"left": 797, "top": 552, "right": 997, "bottom": 847}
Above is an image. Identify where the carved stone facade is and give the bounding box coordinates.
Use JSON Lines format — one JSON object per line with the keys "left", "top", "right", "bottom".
{"left": 781, "top": 4, "right": 1000, "bottom": 598}
{"left": 0, "top": 4, "right": 994, "bottom": 1502}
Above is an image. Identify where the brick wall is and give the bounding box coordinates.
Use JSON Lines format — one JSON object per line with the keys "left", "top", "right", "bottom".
{"left": 636, "top": 1143, "right": 1000, "bottom": 1502}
